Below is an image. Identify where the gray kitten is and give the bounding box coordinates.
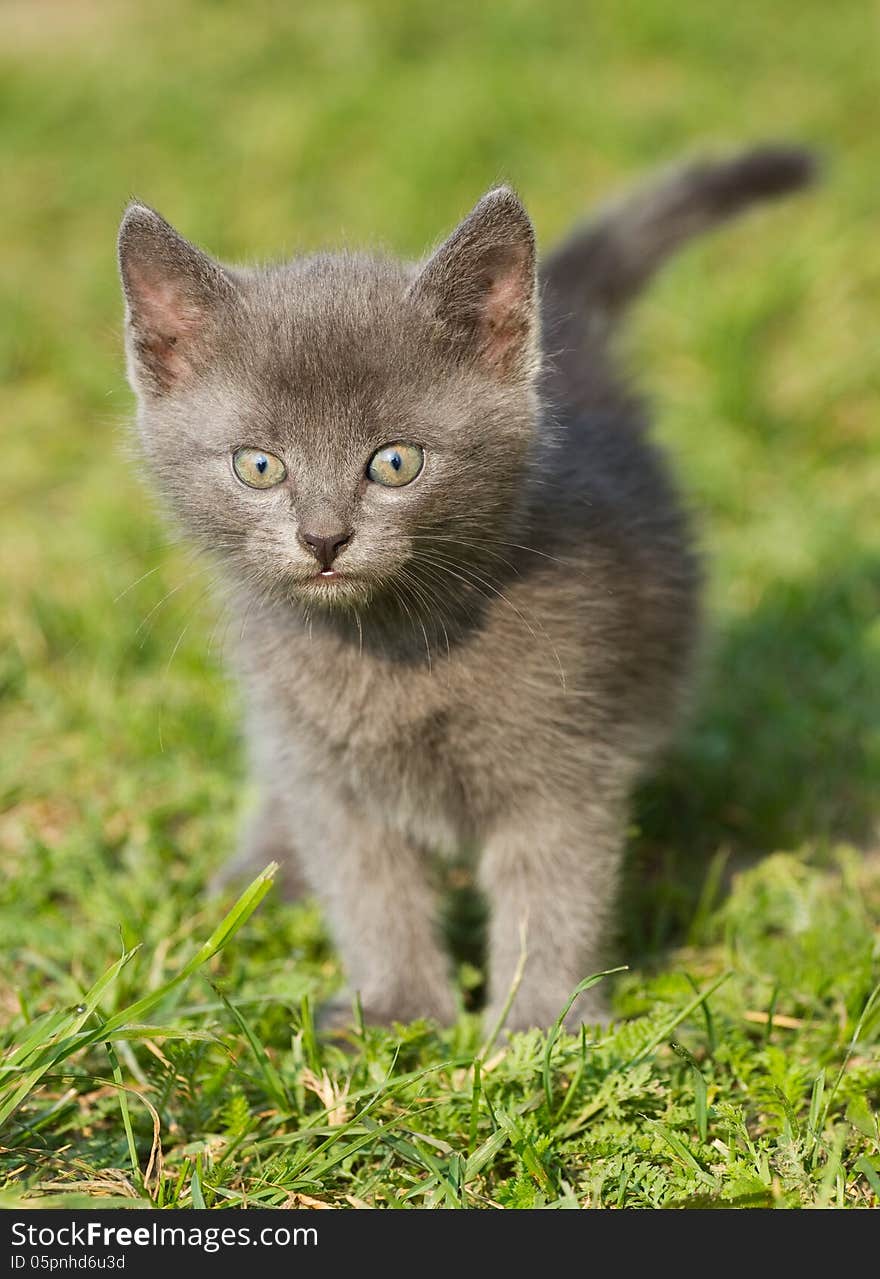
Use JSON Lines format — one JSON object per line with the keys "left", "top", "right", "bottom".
{"left": 118, "top": 146, "right": 813, "bottom": 1031}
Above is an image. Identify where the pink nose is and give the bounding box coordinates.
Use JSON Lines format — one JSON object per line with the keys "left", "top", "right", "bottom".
{"left": 299, "top": 531, "right": 352, "bottom": 570}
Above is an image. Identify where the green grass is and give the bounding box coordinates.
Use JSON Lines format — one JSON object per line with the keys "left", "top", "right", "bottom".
{"left": 1, "top": 0, "right": 878, "bottom": 1208}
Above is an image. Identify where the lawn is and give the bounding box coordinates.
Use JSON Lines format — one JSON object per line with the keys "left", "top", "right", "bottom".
{"left": 1, "top": 0, "right": 878, "bottom": 1209}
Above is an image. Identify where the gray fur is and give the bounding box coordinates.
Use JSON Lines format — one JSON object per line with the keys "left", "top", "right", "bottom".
{"left": 119, "top": 145, "right": 814, "bottom": 1030}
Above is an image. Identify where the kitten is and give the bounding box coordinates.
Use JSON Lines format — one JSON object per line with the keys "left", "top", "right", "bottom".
{"left": 118, "top": 146, "right": 814, "bottom": 1031}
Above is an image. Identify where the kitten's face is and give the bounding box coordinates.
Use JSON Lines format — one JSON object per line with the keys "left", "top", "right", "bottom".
{"left": 119, "top": 191, "right": 539, "bottom": 616}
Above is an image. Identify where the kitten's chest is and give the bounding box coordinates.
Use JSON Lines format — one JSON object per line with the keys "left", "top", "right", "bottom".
{"left": 240, "top": 590, "right": 580, "bottom": 846}
{"left": 247, "top": 625, "right": 486, "bottom": 842}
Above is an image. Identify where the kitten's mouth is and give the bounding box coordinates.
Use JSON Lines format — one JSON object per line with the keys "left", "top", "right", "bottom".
{"left": 298, "top": 567, "right": 362, "bottom": 597}
{"left": 290, "top": 565, "right": 374, "bottom": 610}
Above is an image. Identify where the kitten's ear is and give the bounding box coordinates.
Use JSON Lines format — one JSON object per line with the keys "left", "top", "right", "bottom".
{"left": 118, "top": 204, "right": 236, "bottom": 395}
{"left": 409, "top": 186, "right": 538, "bottom": 382}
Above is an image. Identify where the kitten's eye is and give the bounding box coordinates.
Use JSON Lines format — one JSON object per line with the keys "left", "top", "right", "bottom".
{"left": 367, "top": 443, "right": 424, "bottom": 487}
{"left": 232, "top": 447, "right": 287, "bottom": 489}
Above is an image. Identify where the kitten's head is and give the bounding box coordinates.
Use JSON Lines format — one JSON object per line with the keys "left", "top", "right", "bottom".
{"left": 118, "top": 189, "right": 541, "bottom": 617}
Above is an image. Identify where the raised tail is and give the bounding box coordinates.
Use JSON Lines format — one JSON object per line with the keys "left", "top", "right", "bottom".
{"left": 540, "top": 144, "right": 818, "bottom": 349}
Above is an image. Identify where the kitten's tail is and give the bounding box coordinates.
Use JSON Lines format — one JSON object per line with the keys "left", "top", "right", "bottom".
{"left": 540, "top": 144, "right": 818, "bottom": 343}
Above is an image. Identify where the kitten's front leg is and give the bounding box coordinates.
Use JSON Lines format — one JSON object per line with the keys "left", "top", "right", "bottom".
{"left": 480, "top": 793, "right": 626, "bottom": 1032}
{"left": 293, "top": 795, "right": 456, "bottom": 1027}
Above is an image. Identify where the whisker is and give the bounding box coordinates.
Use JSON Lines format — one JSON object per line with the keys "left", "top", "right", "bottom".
{"left": 414, "top": 523, "right": 577, "bottom": 572}
{"left": 398, "top": 565, "right": 454, "bottom": 670}
{"left": 163, "top": 621, "right": 192, "bottom": 678}
{"left": 414, "top": 551, "right": 568, "bottom": 693}
{"left": 134, "top": 576, "right": 198, "bottom": 645}
{"left": 408, "top": 534, "right": 519, "bottom": 573}
{"left": 113, "top": 562, "right": 164, "bottom": 603}
{"left": 398, "top": 566, "right": 455, "bottom": 671}
{"left": 393, "top": 573, "right": 433, "bottom": 671}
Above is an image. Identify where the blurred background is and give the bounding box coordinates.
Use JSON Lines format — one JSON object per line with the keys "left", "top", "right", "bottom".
{"left": 1, "top": 0, "right": 877, "bottom": 984}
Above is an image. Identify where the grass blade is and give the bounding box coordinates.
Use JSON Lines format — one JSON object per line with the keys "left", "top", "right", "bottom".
{"left": 623, "top": 971, "right": 732, "bottom": 1070}
{"left": 104, "top": 1037, "right": 140, "bottom": 1185}
{"left": 0, "top": 946, "right": 140, "bottom": 1128}
{"left": 855, "top": 1157, "right": 880, "bottom": 1199}
{"left": 211, "top": 983, "right": 291, "bottom": 1114}
{"left": 0, "top": 864, "right": 277, "bottom": 1131}
{"left": 99, "top": 862, "right": 279, "bottom": 1036}
{"left": 543, "top": 968, "right": 625, "bottom": 1108}
{"left": 468, "top": 1057, "right": 482, "bottom": 1153}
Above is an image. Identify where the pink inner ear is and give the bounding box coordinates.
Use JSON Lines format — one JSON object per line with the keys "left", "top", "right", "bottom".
{"left": 477, "top": 244, "right": 534, "bottom": 377}
{"left": 127, "top": 264, "right": 205, "bottom": 385}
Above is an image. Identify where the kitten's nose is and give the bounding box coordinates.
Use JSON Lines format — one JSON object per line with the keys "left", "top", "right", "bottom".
{"left": 299, "top": 530, "right": 352, "bottom": 571}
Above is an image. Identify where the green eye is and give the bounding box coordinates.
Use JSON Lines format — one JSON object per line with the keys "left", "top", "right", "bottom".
{"left": 367, "top": 443, "right": 424, "bottom": 487}
{"left": 233, "top": 447, "right": 287, "bottom": 489}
